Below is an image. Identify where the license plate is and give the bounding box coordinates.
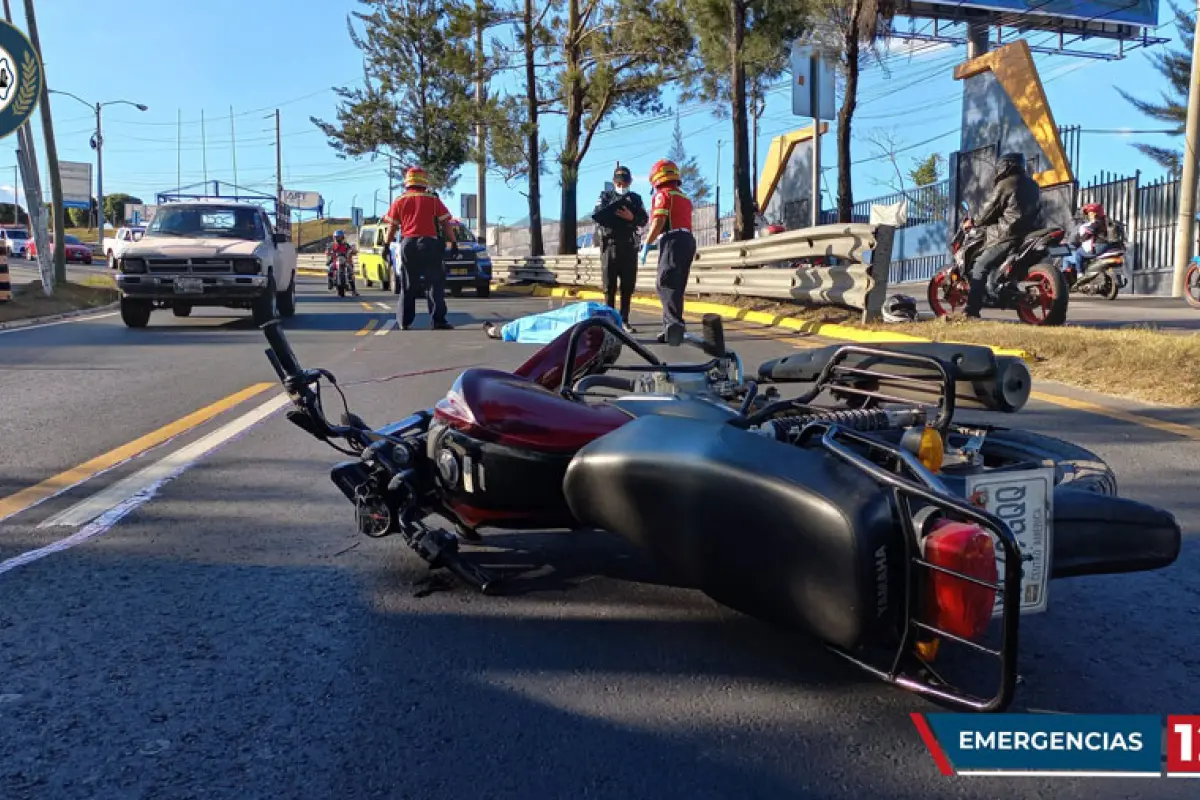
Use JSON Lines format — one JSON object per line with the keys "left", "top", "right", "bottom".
{"left": 173, "top": 277, "right": 204, "bottom": 294}
{"left": 963, "top": 466, "right": 1054, "bottom": 616}
{"left": 449, "top": 267, "right": 469, "bottom": 276}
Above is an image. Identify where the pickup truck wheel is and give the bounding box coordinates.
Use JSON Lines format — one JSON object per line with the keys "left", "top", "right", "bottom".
{"left": 476, "top": 280, "right": 491, "bottom": 298}
{"left": 252, "top": 275, "right": 279, "bottom": 326}
{"left": 173, "top": 303, "right": 193, "bottom": 318}
{"left": 120, "top": 297, "right": 152, "bottom": 328}
{"left": 108, "top": 250, "right": 117, "bottom": 270}
{"left": 277, "top": 274, "right": 297, "bottom": 318}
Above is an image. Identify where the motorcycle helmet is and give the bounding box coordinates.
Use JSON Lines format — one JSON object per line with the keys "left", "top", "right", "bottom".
{"left": 404, "top": 167, "right": 430, "bottom": 190}
{"left": 650, "top": 159, "right": 681, "bottom": 189}
{"left": 333, "top": 229, "right": 345, "bottom": 241}
{"left": 994, "top": 152, "right": 1027, "bottom": 181}
{"left": 881, "top": 294, "right": 919, "bottom": 324}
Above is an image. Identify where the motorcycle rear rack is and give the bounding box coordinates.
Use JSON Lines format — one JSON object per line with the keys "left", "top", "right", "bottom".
{"left": 791, "top": 345, "right": 957, "bottom": 432}
{"left": 795, "top": 421, "right": 1023, "bottom": 713}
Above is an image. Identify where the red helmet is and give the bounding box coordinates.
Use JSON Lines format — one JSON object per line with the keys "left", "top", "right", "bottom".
{"left": 650, "top": 159, "right": 681, "bottom": 189}
{"left": 404, "top": 167, "right": 430, "bottom": 189}
{"left": 1082, "top": 202, "right": 1105, "bottom": 216}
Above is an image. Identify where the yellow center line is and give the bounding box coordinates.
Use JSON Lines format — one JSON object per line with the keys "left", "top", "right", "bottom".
{"left": 0, "top": 382, "right": 276, "bottom": 524}
{"left": 359, "top": 301, "right": 373, "bottom": 311}
{"left": 1030, "top": 391, "right": 1200, "bottom": 441}
{"left": 355, "top": 319, "right": 380, "bottom": 336}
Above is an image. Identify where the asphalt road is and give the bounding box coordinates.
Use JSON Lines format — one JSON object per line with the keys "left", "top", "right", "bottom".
{"left": 0, "top": 276, "right": 1197, "bottom": 799}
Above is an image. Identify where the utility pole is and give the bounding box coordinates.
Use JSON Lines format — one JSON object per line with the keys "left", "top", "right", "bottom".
{"left": 96, "top": 101, "right": 105, "bottom": 260}
{"left": 1173, "top": 2, "right": 1200, "bottom": 299}
{"left": 21, "top": 0, "right": 66, "bottom": 284}
{"left": 387, "top": 154, "right": 395, "bottom": 201}
{"left": 715, "top": 139, "right": 722, "bottom": 241}
{"left": 201, "top": 109, "right": 208, "bottom": 184}
{"left": 475, "top": 0, "right": 487, "bottom": 242}
{"left": 274, "top": 109, "right": 283, "bottom": 200}
{"left": 230, "top": 105, "right": 238, "bottom": 187}
{"left": 176, "top": 109, "right": 181, "bottom": 189}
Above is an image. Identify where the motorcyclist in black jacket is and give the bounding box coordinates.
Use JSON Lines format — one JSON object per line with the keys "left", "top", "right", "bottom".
{"left": 962, "top": 152, "right": 1042, "bottom": 317}
{"left": 592, "top": 165, "right": 649, "bottom": 332}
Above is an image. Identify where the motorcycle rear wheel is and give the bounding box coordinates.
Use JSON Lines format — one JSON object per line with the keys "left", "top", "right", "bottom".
{"left": 926, "top": 271, "right": 968, "bottom": 317}
{"left": 1015, "top": 265, "right": 1068, "bottom": 326}
{"left": 943, "top": 427, "right": 1117, "bottom": 496}
{"left": 1101, "top": 271, "right": 1120, "bottom": 301}
{"left": 1185, "top": 263, "right": 1200, "bottom": 309}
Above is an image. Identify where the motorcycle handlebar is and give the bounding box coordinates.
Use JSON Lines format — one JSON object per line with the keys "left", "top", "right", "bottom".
{"left": 262, "top": 320, "right": 302, "bottom": 379}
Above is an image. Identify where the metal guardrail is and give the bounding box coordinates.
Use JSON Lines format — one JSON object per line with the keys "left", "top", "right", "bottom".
{"left": 490, "top": 223, "right": 897, "bottom": 323}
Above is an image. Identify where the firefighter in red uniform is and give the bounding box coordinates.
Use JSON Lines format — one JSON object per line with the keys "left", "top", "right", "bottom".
{"left": 381, "top": 167, "right": 457, "bottom": 330}
{"left": 641, "top": 159, "right": 696, "bottom": 342}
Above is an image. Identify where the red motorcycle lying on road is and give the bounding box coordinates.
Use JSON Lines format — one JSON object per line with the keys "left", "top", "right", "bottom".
{"left": 927, "top": 203, "right": 1070, "bottom": 326}
{"left": 261, "top": 315, "right": 1180, "bottom": 713}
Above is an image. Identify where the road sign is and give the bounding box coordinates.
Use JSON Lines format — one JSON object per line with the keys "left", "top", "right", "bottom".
{"left": 59, "top": 161, "right": 92, "bottom": 210}
{"left": 791, "top": 43, "right": 835, "bottom": 121}
{"left": 281, "top": 189, "right": 321, "bottom": 211}
{"left": 125, "top": 203, "right": 157, "bottom": 225}
{"left": 351, "top": 206, "right": 363, "bottom": 229}
{"left": 461, "top": 193, "right": 477, "bottom": 221}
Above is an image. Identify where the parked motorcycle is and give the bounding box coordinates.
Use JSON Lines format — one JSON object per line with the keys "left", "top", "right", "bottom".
{"left": 1055, "top": 218, "right": 1128, "bottom": 301}
{"left": 260, "top": 314, "right": 1180, "bottom": 712}
{"left": 927, "top": 202, "right": 1070, "bottom": 326}
{"left": 329, "top": 253, "right": 352, "bottom": 297}
{"left": 1185, "top": 258, "right": 1200, "bottom": 309}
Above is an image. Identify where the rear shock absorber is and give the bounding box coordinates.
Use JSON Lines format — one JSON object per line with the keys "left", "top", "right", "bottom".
{"left": 759, "top": 408, "right": 927, "bottom": 444}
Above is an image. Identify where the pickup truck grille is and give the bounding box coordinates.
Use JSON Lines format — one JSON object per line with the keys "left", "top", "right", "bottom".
{"left": 146, "top": 258, "right": 236, "bottom": 275}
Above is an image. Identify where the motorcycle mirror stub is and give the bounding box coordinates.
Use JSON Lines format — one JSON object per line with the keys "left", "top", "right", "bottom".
{"left": 701, "top": 313, "right": 726, "bottom": 357}
{"left": 665, "top": 322, "right": 685, "bottom": 347}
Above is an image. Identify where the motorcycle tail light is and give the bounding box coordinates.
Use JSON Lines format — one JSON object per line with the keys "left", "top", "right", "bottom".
{"left": 921, "top": 518, "right": 999, "bottom": 642}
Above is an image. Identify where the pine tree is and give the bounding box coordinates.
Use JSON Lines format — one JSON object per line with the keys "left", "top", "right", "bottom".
{"left": 1117, "top": 1, "right": 1191, "bottom": 173}
{"left": 908, "top": 152, "right": 944, "bottom": 187}
{"left": 666, "top": 113, "right": 712, "bottom": 203}
{"left": 311, "top": 0, "right": 475, "bottom": 194}
{"left": 682, "top": 0, "right": 810, "bottom": 239}
{"left": 554, "top": 0, "right": 692, "bottom": 254}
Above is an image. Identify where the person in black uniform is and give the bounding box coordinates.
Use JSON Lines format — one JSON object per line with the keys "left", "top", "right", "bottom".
{"left": 963, "top": 152, "right": 1042, "bottom": 318}
{"left": 592, "top": 165, "right": 648, "bottom": 332}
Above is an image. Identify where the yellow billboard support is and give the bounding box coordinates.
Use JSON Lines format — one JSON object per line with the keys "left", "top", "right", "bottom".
{"left": 756, "top": 122, "right": 829, "bottom": 212}
{"left": 953, "top": 39, "right": 1073, "bottom": 188}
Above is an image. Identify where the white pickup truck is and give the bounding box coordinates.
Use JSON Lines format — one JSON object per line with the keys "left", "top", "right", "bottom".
{"left": 103, "top": 226, "right": 147, "bottom": 269}
{"left": 113, "top": 200, "right": 298, "bottom": 328}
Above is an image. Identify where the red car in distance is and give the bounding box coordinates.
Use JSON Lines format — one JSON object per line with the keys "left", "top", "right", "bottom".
{"left": 27, "top": 233, "right": 94, "bottom": 264}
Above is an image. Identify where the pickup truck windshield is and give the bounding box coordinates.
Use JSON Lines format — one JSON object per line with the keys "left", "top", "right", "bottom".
{"left": 147, "top": 206, "right": 265, "bottom": 240}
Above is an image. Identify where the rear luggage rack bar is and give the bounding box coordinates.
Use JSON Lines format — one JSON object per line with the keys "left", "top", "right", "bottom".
{"left": 799, "top": 422, "right": 1021, "bottom": 713}
{"left": 793, "top": 345, "right": 958, "bottom": 431}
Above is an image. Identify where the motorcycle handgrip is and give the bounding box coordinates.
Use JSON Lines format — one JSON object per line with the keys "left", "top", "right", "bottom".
{"left": 262, "top": 319, "right": 302, "bottom": 379}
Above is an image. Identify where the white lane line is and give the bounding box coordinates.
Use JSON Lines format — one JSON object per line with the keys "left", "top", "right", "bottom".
{"left": 29, "top": 392, "right": 291, "bottom": 538}
{"left": 375, "top": 302, "right": 390, "bottom": 311}
{"left": 374, "top": 318, "right": 397, "bottom": 336}
{"left": 0, "top": 311, "right": 120, "bottom": 336}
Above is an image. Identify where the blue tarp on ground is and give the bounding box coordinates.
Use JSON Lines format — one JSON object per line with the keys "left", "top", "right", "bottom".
{"left": 499, "top": 300, "right": 621, "bottom": 343}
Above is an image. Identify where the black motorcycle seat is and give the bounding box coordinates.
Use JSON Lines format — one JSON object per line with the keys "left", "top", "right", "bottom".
{"left": 609, "top": 395, "right": 742, "bottom": 422}
{"left": 758, "top": 341, "right": 999, "bottom": 384}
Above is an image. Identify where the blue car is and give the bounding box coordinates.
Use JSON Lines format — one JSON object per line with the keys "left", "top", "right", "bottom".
{"left": 390, "top": 220, "right": 493, "bottom": 298}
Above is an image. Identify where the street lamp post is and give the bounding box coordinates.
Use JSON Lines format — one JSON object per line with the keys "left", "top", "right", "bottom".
{"left": 47, "top": 90, "right": 147, "bottom": 258}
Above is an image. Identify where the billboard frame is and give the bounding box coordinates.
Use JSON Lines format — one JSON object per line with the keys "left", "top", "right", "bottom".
{"left": 892, "top": 4, "right": 1169, "bottom": 61}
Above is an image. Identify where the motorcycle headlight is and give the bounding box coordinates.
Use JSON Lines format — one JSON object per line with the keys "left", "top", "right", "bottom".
{"left": 121, "top": 258, "right": 146, "bottom": 274}
{"left": 234, "top": 258, "right": 262, "bottom": 275}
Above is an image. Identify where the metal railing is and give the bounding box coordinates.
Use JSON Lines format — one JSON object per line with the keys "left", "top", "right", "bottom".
{"left": 489, "top": 222, "right": 898, "bottom": 323}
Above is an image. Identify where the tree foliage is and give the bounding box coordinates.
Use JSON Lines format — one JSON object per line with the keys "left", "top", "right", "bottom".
{"left": 667, "top": 112, "right": 712, "bottom": 203}
{"left": 1118, "top": 0, "right": 1191, "bottom": 173}
{"left": 909, "top": 152, "right": 944, "bottom": 188}
{"left": 311, "top": 0, "right": 475, "bottom": 194}
{"left": 813, "top": 0, "right": 897, "bottom": 221}
{"left": 554, "top": 0, "right": 693, "bottom": 253}
{"left": 681, "top": 0, "right": 810, "bottom": 239}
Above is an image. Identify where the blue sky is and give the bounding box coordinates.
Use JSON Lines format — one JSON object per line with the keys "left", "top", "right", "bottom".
{"left": 7, "top": 0, "right": 1184, "bottom": 229}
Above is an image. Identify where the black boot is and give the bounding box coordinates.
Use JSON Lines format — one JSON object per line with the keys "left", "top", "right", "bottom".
{"left": 964, "top": 277, "right": 986, "bottom": 318}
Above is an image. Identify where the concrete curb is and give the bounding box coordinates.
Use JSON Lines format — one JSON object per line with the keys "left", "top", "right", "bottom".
{"left": 491, "top": 282, "right": 1034, "bottom": 363}
{"left": 0, "top": 300, "right": 120, "bottom": 331}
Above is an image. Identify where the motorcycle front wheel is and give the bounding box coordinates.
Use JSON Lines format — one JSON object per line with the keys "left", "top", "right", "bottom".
{"left": 1015, "top": 264, "right": 1068, "bottom": 326}
{"left": 1185, "top": 263, "right": 1200, "bottom": 309}
{"left": 926, "top": 270, "right": 969, "bottom": 317}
